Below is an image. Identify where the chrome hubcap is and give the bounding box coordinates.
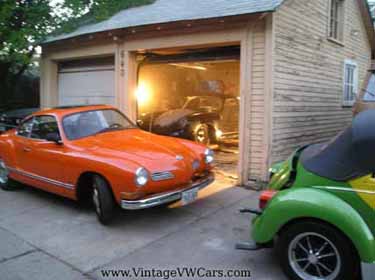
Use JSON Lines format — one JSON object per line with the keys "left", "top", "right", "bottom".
{"left": 288, "top": 232, "right": 341, "bottom": 280}
{"left": 196, "top": 126, "right": 208, "bottom": 144}
{"left": 0, "top": 160, "right": 8, "bottom": 184}
{"left": 92, "top": 187, "right": 101, "bottom": 215}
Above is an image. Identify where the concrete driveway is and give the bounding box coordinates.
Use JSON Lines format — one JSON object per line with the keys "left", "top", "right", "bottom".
{"left": 0, "top": 175, "right": 287, "bottom": 280}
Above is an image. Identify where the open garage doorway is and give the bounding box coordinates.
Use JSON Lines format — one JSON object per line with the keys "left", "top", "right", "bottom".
{"left": 136, "top": 46, "right": 240, "bottom": 181}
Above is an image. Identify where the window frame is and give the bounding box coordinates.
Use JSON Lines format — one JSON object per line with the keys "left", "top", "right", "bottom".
{"left": 16, "top": 115, "right": 61, "bottom": 141}
{"left": 343, "top": 59, "right": 359, "bottom": 107}
{"left": 62, "top": 108, "right": 136, "bottom": 141}
{"left": 30, "top": 115, "right": 61, "bottom": 141}
{"left": 328, "top": 0, "right": 345, "bottom": 44}
{"left": 362, "top": 72, "right": 375, "bottom": 102}
{"left": 16, "top": 117, "right": 34, "bottom": 139}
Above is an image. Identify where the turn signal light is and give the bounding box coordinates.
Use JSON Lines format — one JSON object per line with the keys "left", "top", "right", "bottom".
{"left": 259, "top": 190, "right": 278, "bottom": 210}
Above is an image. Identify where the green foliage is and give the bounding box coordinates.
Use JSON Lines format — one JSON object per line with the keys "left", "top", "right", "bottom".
{"left": 0, "top": 0, "right": 55, "bottom": 72}
{"left": 58, "top": 0, "right": 154, "bottom": 34}
{"left": 0, "top": 0, "right": 154, "bottom": 105}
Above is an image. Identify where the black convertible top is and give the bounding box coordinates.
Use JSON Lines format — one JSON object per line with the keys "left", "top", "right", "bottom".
{"left": 301, "top": 110, "right": 375, "bottom": 181}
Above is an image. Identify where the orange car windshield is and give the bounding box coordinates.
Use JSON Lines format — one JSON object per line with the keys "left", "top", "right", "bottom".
{"left": 62, "top": 109, "right": 135, "bottom": 140}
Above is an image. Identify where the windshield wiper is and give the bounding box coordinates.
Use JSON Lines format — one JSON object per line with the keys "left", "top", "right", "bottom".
{"left": 95, "top": 124, "right": 125, "bottom": 135}
{"left": 362, "top": 88, "right": 375, "bottom": 97}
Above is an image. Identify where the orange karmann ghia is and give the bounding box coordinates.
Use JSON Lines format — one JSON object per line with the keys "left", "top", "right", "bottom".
{"left": 0, "top": 105, "right": 215, "bottom": 224}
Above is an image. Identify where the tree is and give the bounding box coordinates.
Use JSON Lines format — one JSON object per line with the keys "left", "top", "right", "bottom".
{"left": 0, "top": 0, "right": 154, "bottom": 107}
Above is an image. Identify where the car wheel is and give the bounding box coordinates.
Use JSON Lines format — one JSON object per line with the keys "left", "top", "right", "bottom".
{"left": 92, "top": 175, "right": 116, "bottom": 225}
{"left": 277, "top": 221, "right": 360, "bottom": 280}
{"left": 194, "top": 124, "right": 211, "bottom": 145}
{"left": 0, "top": 159, "right": 12, "bottom": 191}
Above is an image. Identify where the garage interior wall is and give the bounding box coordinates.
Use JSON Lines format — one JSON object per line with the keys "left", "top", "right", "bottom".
{"left": 137, "top": 61, "right": 240, "bottom": 115}
{"left": 136, "top": 59, "right": 241, "bottom": 178}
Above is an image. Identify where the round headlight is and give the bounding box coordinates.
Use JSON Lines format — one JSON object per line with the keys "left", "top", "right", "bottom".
{"left": 215, "top": 129, "right": 223, "bottom": 139}
{"left": 204, "top": 149, "right": 214, "bottom": 164}
{"left": 135, "top": 167, "right": 149, "bottom": 187}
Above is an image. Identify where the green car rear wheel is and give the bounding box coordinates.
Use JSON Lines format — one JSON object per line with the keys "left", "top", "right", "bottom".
{"left": 277, "top": 221, "right": 360, "bottom": 280}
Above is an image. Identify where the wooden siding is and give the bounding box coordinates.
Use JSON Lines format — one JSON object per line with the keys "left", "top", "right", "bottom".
{"left": 271, "top": 0, "right": 372, "bottom": 164}
{"left": 247, "top": 20, "right": 268, "bottom": 181}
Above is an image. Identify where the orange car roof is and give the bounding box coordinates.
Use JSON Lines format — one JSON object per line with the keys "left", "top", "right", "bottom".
{"left": 33, "top": 104, "right": 115, "bottom": 117}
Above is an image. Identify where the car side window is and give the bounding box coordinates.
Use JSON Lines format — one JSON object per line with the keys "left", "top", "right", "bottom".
{"left": 17, "top": 118, "right": 34, "bottom": 138}
{"left": 31, "top": 116, "right": 60, "bottom": 140}
{"left": 363, "top": 73, "right": 375, "bottom": 102}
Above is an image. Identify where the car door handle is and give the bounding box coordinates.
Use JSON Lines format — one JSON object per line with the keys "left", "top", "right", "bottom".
{"left": 23, "top": 147, "right": 32, "bottom": 152}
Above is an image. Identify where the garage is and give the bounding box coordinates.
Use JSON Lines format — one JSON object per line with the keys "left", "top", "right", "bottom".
{"left": 58, "top": 56, "right": 115, "bottom": 106}
{"left": 136, "top": 46, "right": 240, "bottom": 180}
{"left": 41, "top": 3, "right": 273, "bottom": 186}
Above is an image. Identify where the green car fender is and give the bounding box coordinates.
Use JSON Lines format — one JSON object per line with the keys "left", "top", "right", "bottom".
{"left": 252, "top": 187, "right": 375, "bottom": 262}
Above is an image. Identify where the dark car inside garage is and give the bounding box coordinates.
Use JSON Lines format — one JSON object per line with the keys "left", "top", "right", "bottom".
{"left": 136, "top": 46, "right": 240, "bottom": 180}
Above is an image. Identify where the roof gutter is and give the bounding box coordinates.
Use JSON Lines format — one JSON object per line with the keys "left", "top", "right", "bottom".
{"left": 42, "top": 11, "right": 272, "bottom": 50}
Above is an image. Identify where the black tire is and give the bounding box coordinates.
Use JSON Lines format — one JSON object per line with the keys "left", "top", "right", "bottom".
{"left": 92, "top": 175, "right": 116, "bottom": 225}
{"left": 0, "top": 179, "right": 23, "bottom": 191}
{"left": 0, "top": 159, "right": 13, "bottom": 191}
{"left": 277, "top": 221, "right": 360, "bottom": 280}
{"left": 0, "top": 181, "right": 11, "bottom": 191}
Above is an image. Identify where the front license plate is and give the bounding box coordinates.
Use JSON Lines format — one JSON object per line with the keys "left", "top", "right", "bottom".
{"left": 181, "top": 187, "right": 199, "bottom": 205}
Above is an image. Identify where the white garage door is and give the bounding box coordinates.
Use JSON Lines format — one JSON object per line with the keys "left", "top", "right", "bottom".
{"left": 58, "top": 58, "right": 115, "bottom": 106}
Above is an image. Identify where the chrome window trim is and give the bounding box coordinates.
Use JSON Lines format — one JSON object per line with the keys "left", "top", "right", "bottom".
{"left": 312, "top": 186, "right": 375, "bottom": 195}
{"left": 62, "top": 108, "right": 136, "bottom": 141}
{"left": 7, "top": 166, "right": 74, "bottom": 190}
{"left": 30, "top": 115, "right": 61, "bottom": 141}
{"left": 15, "top": 115, "right": 62, "bottom": 142}
{"left": 15, "top": 117, "right": 34, "bottom": 139}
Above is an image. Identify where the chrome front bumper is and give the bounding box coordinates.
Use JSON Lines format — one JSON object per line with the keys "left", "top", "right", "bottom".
{"left": 121, "top": 172, "right": 215, "bottom": 210}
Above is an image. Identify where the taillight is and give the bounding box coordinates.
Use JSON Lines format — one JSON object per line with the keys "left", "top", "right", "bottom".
{"left": 259, "top": 190, "right": 278, "bottom": 210}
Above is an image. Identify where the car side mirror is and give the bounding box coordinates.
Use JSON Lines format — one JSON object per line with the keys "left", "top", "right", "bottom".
{"left": 45, "top": 132, "right": 63, "bottom": 145}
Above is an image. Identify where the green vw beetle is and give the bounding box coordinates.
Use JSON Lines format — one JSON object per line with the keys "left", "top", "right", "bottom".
{"left": 237, "top": 110, "right": 375, "bottom": 280}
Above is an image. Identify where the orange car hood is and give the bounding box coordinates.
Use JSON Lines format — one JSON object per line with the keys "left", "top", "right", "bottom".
{"left": 72, "top": 129, "right": 202, "bottom": 170}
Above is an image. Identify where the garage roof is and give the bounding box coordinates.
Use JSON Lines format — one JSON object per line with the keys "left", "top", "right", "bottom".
{"left": 45, "top": 0, "right": 284, "bottom": 43}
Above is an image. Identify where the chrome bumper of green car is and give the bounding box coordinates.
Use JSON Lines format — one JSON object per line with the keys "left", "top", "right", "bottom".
{"left": 362, "top": 262, "right": 375, "bottom": 280}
